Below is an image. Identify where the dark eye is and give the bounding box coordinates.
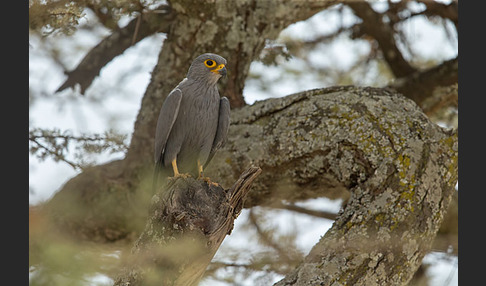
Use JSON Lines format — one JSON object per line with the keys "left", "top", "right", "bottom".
{"left": 204, "top": 59, "right": 216, "bottom": 68}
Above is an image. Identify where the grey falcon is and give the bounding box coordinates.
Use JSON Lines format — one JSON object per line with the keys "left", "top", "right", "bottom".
{"left": 153, "top": 53, "right": 230, "bottom": 190}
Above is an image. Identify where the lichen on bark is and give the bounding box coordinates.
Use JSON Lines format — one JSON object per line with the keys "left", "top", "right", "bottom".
{"left": 251, "top": 87, "right": 458, "bottom": 285}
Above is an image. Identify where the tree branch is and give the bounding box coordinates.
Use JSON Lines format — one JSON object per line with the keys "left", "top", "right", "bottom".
{"left": 55, "top": 5, "right": 175, "bottom": 94}
{"left": 268, "top": 88, "right": 458, "bottom": 285}
{"left": 388, "top": 57, "right": 458, "bottom": 107}
{"left": 346, "top": 2, "right": 458, "bottom": 110}
{"left": 269, "top": 202, "right": 337, "bottom": 221}
{"left": 347, "top": 1, "right": 416, "bottom": 78}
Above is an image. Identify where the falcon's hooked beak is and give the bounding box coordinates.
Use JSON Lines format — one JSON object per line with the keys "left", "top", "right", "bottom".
{"left": 211, "top": 64, "right": 227, "bottom": 77}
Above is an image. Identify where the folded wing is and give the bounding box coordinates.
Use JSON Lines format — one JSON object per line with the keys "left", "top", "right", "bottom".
{"left": 204, "top": 96, "right": 230, "bottom": 169}
{"left": 154, "top": 88, "right": 183, "bottom": 164}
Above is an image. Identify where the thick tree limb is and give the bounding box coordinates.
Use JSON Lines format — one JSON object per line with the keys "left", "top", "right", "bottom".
{"left": 265, "top": 88, "right": 457, "bottom": 285}
{"left": 56, "top": 5, "right": 175, "bottom": 94}
{"left": 112, "top": 167, "right": 261, "bottom": 286}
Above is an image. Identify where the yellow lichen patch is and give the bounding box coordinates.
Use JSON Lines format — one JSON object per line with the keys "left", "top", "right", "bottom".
{"left": 330, "top": 104, "right": 340, "bottom": 113}
{"left": 374, "top": 213, "right": 386, "bottom": 225}
{"left": 395, "top": 153, "right": 417, "bottom": 213}
{"left": 438, "top": 135, "right": 458, "bottom": 186}
{"left": 396, "top": 154, "right": 416, "bottom": 194}
{"left": 374, "top": 213, "right": 400, "bottom": 231}
{"left": 397, "top": 189, "right": 415, "bottom": 213}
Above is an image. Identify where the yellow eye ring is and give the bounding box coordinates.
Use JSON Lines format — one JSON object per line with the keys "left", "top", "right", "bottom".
{"left": 204, "top": 59, "right": 217, "bottom": 68}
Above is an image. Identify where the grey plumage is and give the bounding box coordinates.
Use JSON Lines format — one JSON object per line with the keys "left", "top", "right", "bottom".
{"left": 153, "top": 53, "right": 230, "bottom": 190}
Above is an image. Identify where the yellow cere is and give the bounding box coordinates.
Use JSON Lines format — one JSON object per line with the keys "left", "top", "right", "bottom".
{"left": 211, "top": 64, "right": 225, "bottom": 73}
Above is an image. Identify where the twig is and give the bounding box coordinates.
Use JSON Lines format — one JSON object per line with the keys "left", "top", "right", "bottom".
{"left": 29, "top": 137, "right": 81, "bottom": 170}
{"left": 270, "top": 202, "right": 337, "bottom": 220}
{"left": 131, "top": 13, "right": 141, "bottom": 46}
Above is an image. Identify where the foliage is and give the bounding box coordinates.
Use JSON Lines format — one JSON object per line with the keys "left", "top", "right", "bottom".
{"left": 29, "top": 0, "right": 85, "bottom": 35}
{"left": 29, "top": 0, "right": 163, "bottom": 35}
{"left": 29, "top": 128, "right": 128, "bottom": 169}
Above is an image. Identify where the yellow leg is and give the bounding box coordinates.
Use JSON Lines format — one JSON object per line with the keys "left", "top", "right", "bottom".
{"left": 197, "top": 160, "right": 204, "bottom": 179}
{"left": 172, "top": 159, "right": 180, "bottom": 177}
{"left": 197, "top": 160, "right": 219, "bottom": 186}
{"left": 171, "top": 158, "right": 190, "bottom": 178}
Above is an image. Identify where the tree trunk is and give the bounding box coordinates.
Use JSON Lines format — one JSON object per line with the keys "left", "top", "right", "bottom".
{"left": 125, "top": 0, "right": 337, "bottom": 167}
{"left": 43, "top": 0, "right": 338, "bottom": 243}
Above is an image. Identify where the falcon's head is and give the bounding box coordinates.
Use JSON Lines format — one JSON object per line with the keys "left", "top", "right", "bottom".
{"left": 187, "top": 53, "right": 227, "bottom": 85}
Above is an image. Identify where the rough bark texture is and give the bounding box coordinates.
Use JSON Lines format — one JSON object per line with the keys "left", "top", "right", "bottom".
{"left": 113, "top": 167, "right": 261, "bottom": 286}
{"left": 258, "top": 87, "right": 457, "bottom": 285}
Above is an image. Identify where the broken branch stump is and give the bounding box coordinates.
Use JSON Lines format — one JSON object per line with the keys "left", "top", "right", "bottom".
{"left": 113, "top": 166, "right": 262, "bottom": 286}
